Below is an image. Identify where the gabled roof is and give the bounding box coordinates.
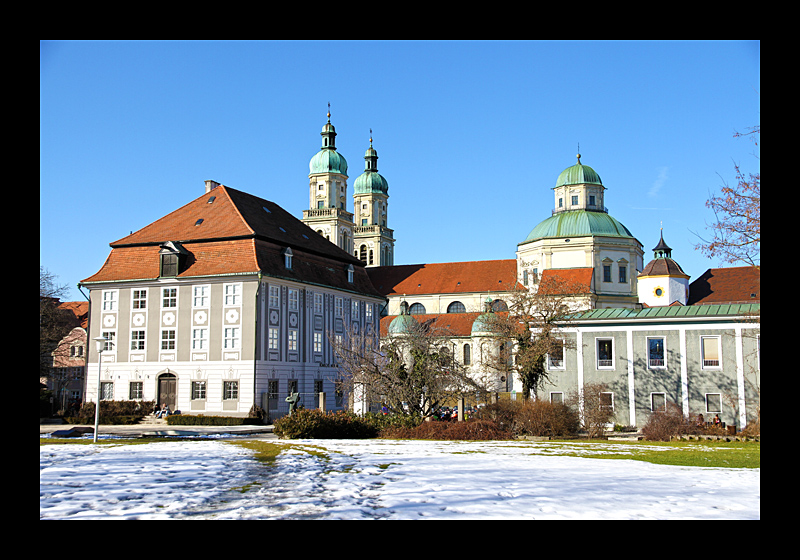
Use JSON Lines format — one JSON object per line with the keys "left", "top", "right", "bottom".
{"left": 687, "top": 267, "right": 760, "bottom": 305}
{"left": 81, "top": 186, "right": 382, "bottom": 298}
{"left": 57, "top": 301, "right": 89, "bottom": 329}
{"left": 367, "top": 260, "right": 519, "bottom": 297}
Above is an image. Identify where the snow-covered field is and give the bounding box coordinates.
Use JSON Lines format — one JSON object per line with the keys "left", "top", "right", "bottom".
{"left": 40, "top": 437, "right": 759, "bottom": 520}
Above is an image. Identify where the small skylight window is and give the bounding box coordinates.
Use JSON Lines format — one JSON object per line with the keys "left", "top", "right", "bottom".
{"left": 195, "top": 218, "right": 204, "bottom": 226}
{"left": 302, "top": 234, "right": 309, "bottom": 239}
{"left": 262, "top": 206, "right": 271, "bottom": 213}
{"left": 279, "top": 227, "right": 286, "bottom": 232}
{"left": 207, "top": 196, "right": 216, "bottom": 204}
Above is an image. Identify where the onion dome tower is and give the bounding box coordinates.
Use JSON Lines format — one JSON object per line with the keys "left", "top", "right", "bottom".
{"left": 352, "top": 130, "right": 395, "bottom": 267}
{"left": 637, "top": 229, "right": 690, "bottom": 306}
{"left": 302, "top": 104, "right": 354, "bottom": 253}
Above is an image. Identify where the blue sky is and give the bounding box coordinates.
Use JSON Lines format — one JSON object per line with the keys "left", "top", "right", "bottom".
{"left": 41, "top": 40, "right": 759, "bottom": 302}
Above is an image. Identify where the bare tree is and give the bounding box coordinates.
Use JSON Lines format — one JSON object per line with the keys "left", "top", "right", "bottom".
{"left": 481, "top": 272, "right": 592, "bottom": 400}
{"left": 40, "top": 267, "right": 74, "bottom": 378}
{"left": 694, "top": 125, "right": 760, "bottom": 268}
{"left": 330, "top": 313, "right": 485, "bottom": 419}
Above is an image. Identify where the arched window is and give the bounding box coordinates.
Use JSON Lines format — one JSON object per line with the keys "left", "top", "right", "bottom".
{"left": 447, "top": 301, "right": 466, "bottom": 313}
{"left": 463, "top": 343, "right": 471, "bottom": 365}
{"left": 408, "top": 303, "right": 426, "bottom": 315}
{"left": 359, "top": 244, "right": 368, "bottom": 263}
{"left": 491, "top": 299, "right": 508, "bottom": 312}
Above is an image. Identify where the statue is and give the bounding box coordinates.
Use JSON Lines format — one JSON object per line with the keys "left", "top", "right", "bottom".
{"left": 285, "top": 392, "right": 300, "bottom": 415}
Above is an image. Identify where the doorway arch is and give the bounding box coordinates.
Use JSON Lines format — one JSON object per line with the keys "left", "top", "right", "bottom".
{"left": 157, "top": 372, "right": 177, "bottom": 411}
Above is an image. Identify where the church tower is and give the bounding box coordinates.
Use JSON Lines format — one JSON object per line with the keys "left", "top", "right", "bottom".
{"left": 352, "top": 131, "right": 394, "bottom": 266}
{"left": 302, "top": 106, "right": 354, "bottom": 254}
{"left": 637, "top": 229, "right": 690, "bottom": 307}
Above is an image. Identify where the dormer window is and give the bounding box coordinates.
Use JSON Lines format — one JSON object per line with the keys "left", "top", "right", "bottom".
{"left": 347, "top": 264, "right": 354, "bottom": 283}
{"left": 282, "top": 247, "right": 293, "bottom": 269}
{"left": 159, "top": 241, "right": 188, "bottom": 278}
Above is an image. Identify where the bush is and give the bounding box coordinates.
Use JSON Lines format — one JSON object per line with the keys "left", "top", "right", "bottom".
{"left": 471, "top": 400, "right": 522, "bottom": 432}
{"left": 166, "top": 414, "right": 263, "bottom": 426}
{"left": 379, "top": 419, "right": 514, "bottom": 441}
{"left": 64, "top": 400, "right": 155, "bottom": 425}
{"left": 513, "top": 400, "right": 580, "bottom": 438}
{"left": 273, "top": 409, "right": 381, "bottom": 439}
{"left": 642, "top": 402, "right": 699, "bottom": 441}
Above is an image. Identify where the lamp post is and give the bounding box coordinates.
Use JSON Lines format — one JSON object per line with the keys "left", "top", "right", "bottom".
{"left": 92, "top": 336, "right": 107, "bottom": 443}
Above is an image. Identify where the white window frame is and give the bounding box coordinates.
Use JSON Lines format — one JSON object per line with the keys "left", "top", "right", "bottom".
{"left": 161, "top": 329, "right": 176, "bottom": 350}
{"left": 192, "top": 328, "right": 208, "bottom": 350}
{"left": 600, "top": 391, "right": 615, "bottom": 411}
{"left": 288, "top": 329, "right": 298, "bottom": 352}
{"left": 224, "top": 283, "right": 242, "bottom": 306}
{"left": 335, "top": 297, "right": 343, "bottom": 317}
{"left": 268, "top": 328, "right": 279, "bottom": 350}
{"left": 132, "top": 288, "right": 147, "bottom": 310}
{"left": 647, "top": 336, "right": 666, "bottom": 369}
{"left": 352, "top": 300, "right": 360, "bottom": 320}
{"left": 313, "top": 332, "right": 322, "bottom": 353}
{"left": 224, "top": 327, "right": 240, "bottom": 350}
{"left": 314, "top": 293, "right": 323, "bottom": 314}
{"left": 193, "top": 285, "right": 210, "bottom": 308}
{"left": 269, "top": 286, "right": 280, "bottom": 308}
{"left": 102, "top": 290, "right": 118, "bottom": 312}
{"left": 191, "top": 381, "right": 207, "bottom": 400}
{"left": 700, "top": 335, "right": 721, "bottom": 369}
{"left": 596, "top": 337, "right": 614, "bottom": 369}
{"left": 547, "top": 338, "right": 565, "bottom": 370}
{"left": 101, "top": 331, "right": 116, "bottom": 353}
{"left": 130, "top": 330, "right": 146, "bottom": 351}
{"left": 289, "top": 289, "right": 299, "bottom": 311}
{"left": 162, "top": 287, "right": 177, "bottom": 308}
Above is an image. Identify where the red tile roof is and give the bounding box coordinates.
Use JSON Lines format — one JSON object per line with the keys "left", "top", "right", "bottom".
{"left": 379, "top": 311, "right": 498, "bottom": 337}
{"left": 687, "top": 266, "right": 760, "bottom": 305}
{"left": 538, "top": 268, "right": 593, "bottom": 294}
{"left": 57, "top": 301, "right": 89, "bottom": 329}
{"left": 81, "top": 186, "right": 383, "bottom": 298}
{"left": 367, "top": 260, "right": 520, "bottom": 297}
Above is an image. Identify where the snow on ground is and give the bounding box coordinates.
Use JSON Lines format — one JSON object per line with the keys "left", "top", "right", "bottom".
{"left": 40, "top": 437, "right": 759, "bottom": 520}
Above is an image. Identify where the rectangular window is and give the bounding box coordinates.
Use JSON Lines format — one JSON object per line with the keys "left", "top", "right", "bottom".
{"left": 269, "top": 286, "right": 280, "bottom": 308}
{"left": 161, "top": 253, "right": 179, "bottom": 277}
{"left": 365, "top": 303, "right": 373, "bottom": 322}
{"left": 162, "top": 287, "right": 177, "bottom": 308}
{"left": 100, "top": 382, "right": 114, "bottom": 400}
{"left": 288, "top": 329, "right": 298, "bottom": 352}
{"left": 550, "top": 392, "right": 564, "bottom": 404}
{"left": 651, "top": 392, "right": 666, "bottom": 412}
{"left": 268, "top": 328, "right": 279, "bottom": 350}
{"left": 289, "top": 289, "right": 299, "bottom": 311}
{"left": 313, "top": 332, "right": 322, "bottom": 353}
{"left": 101, "top": 332, "right": 116, "bottom": 352}
{"left": 161, "top": 329, "right": 176, "bottom": 350}
{"left": 192, "top": 381, "right": 206, "bottom": 400}
{"left": 603, "top": 265, "right": 612, "bottom": 283}
{"left": 192, "top": 328, "right": 208, "bottom": 350}
{"left": 706, "top": 393, "right": 722, "bottom": 414}
{"left": 597, "top": 338, "right": 614, "bottom": 368}
{"left": 548, "top": 339, "right": 565, "bottom": 369}
{"left": 589, "top": 195, "right": 596, "bottom": 206}
{"left": 315, "top": 379, "right": 324, "bottom": 394}
{"left": 648, "top": 337, "right": 665, "bottom": 368}
{"left": 618, "top": 265, "right": 627, "bottom": 283}
{"left": 193, "top": 285, "right": 209, "bottom": 307}
{"left": 102, "top": 290, "right": 117, "bottom": 311}
{"left": 600, "top": 392, "right": 614, "bottom": 410}
{"left": 129, "top": 382, "right": 143, "bottom": 400}
{"left": 335, "top": 297, "right": 343, "bottom": 317}
{"left": 224, "top": 381, "right": 239, "bottom": 400}
{"left": 701, "top": 336, "right": 721, "bottom": 368}
{"left": 224, "top": 327, "right": 240, "bottom": 349}
{"left": 314, "top": 293, "right": 323, "bottom": 314}
{"left": 132, "top": 289, "right": 147, "bottom": 309}
{"left": 224, "top": 283, "right": 241, "bottom": 306}
{"left": 571, "top": 195, "right": 579, "bottom": 205}
{"left": 352, "top": 300, "right": 360, "bottom": 320}
{"left": 130, "top": 330, "right": 145, "bottom": 351}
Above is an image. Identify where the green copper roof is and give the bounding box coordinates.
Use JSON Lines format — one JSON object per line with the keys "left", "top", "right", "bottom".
{"left": 388, "top": 313, "right": 417, "bottom": 334}
{"left": 521, "top": 210, "right": 635, "bottom": 244}
{"left": 310, "top": 149, "right": 348, "bottom": 175}
{"left": 354, "top": 171, "right": 388, "bottom": 194}
{"left": 555, "top": 158, "right": 603, "bottom": 188}
{"left": 566, "top": 303, "right": 760, "bottom": 324}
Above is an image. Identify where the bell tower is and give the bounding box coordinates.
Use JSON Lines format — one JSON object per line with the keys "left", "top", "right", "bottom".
{"left": 302, "top": 105, "right": 354, "bottom": 253}
{"left": 352, "top": 130, "right": 394, "bottom": 266}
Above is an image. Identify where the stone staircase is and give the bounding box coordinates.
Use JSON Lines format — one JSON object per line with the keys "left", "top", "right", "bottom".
{"left": 139, "top": 413, "right": 168, "bottom": 426}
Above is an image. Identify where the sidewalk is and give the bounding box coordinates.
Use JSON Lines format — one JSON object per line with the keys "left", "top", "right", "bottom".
{"left": 40, "top": 422, "right": 277, "bottom": 439}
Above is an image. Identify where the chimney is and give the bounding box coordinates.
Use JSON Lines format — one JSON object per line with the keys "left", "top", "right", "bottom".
{"left": 204, "top": 180, "right": 220, "bottom": 193}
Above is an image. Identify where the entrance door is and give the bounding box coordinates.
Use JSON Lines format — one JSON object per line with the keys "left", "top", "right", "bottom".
{"left": 158, "top": 373, "right": 177, "bottom": 410}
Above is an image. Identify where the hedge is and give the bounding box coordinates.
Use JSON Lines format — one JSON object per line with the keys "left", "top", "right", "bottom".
{"left": 166, "top": 414, "right": 264, "bottom": 426}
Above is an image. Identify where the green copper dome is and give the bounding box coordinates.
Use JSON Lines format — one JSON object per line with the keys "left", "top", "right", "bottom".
{"left": 310, "top": 110, "right": 348, "bottom": 176}
{"left": 354, "top": 136, "right": 388, "bottom": 194}
{"left": 389, "top": 301, "right": 417, "bottom": 334}
{"left": 521, "top": 210, "right": 635, "bottom": 244}
{"left": 310, "top": 149, "right": 348, "bottom": 175}
{"left": 555, "top": 156, "right": 603, "bottom": 188}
